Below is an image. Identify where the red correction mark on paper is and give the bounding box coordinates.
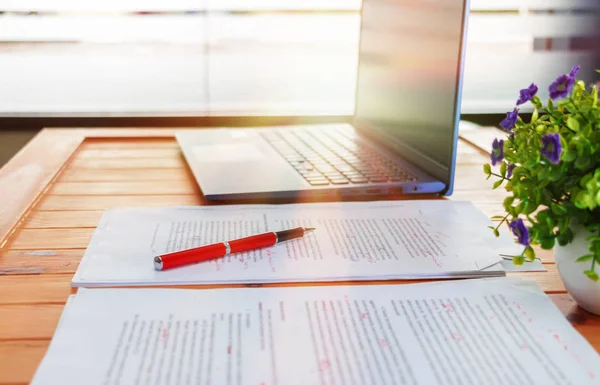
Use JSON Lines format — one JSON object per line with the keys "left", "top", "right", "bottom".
{"left": 227, "top": 346, "right": 232, "bottom": 355}
{"left": 319, "top": 360, "right": 331, "bottom": 371}
{"left": 451, "top": 332, "right": 463, "bottom": 342}
{"left": 552, "top": 333, "right": 572, "bottom": 352}
{"left": 441, "top": 303, "right": 454, "bottom": 312}
{"left": 322, "top": 301, "right": 327, "bottom": 311}
{"left": 520, "top": 344, "right": 529, "bottom": 351}
{"left": 514, "top": 303, "right": 532, "bottom": 323}
{"left": 361, "top": 313, "right": 368, "bottom": 319}
{"left": 379, "top": 339, "right": 389, "bottom": 348}
{"left": 161, "top": 328, "right": 169, "bottom": 343}
{"left": 553, "top": 334, "right": 561, "bottom": 343}
{"left": 266, "top": 255, "right": 276, "bottom": 273}
{"left": 421, "top": 249, "right": 442, "bottom": 268}
{"left": 571, "top": 352, "right": 583, "bottom": 364}
{"left": 588, "top": 371, "right": 596, "bottom": 380}
{"left": 344, "top": 295, "right": 349, "bottom": 302}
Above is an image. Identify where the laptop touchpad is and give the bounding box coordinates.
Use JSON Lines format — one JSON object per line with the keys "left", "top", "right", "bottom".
{"left": 192, "top": 143, "right": 267, "bottom": 163}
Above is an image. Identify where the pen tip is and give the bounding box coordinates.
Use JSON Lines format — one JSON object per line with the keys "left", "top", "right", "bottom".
{"left": 304, "top": 227, "right": 316, "bottom": 233}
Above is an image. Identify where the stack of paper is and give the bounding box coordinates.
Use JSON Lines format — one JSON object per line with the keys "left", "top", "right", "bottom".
{"left": 73, "top": 201, "right": 520, "bottom": 287}
{"left": 31, "top": 279, "right": 600, "bottom": 385}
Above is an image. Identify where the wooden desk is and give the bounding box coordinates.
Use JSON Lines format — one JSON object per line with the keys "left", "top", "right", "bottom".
{"left": 0, "top": 128, "right": 598, "bottom": 384}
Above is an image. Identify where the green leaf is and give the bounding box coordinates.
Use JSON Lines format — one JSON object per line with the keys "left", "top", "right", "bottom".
{"left": 494, "top": 228, "right": 500, "bottom": 237}
{"left": 556, "top": 229, "right": 574, "bottom": 246}
{"left": 576, "top": 255, "right": 594, "bottom": 263}
{"left": 567, "top": 117, "right": 580, "bottom": 132}
{"left": 540, "top": 237, "right": 556, "bottom": 249}
{"left": 493, "top": 180, "right": 503, "bottom": 189}
{"left": 540, "top": 190, "right": 553, "bottom": 206}
{"left": 584, "top": 270, "right": 600, "bottom": 282}
{"left": 562, "top": 150, "right": 577, "bottom": 162}
{"left": 483, "top": 164, "right": 491, "bottom": 179}
{"left": 558, "top": 218, "right": 570, "bottom": 233}
{"left": 513, "top": 256, "right": 525, "bottom": 266}
{"left": 534, "top": 189, "right": 542, "bottom": 206}
{"left": 487, "top": 226, "right": 500, "bottom": 237}
{"left": 531, "top": 107, "right": 539, "bottom": 123}
{"left": 500, "top": 162, "right": 507, "bottom": 178}
{"left": 585, "top": 177, "right": 599, "bottom": 194}
{"left": 550, "top": 203, "right": 567, "bottom": 216}
{"left": 574, "top": 156, "right": 591, "bottom": 170}
{"left": 524, "top": 246, "right": 535, "bottom": 262}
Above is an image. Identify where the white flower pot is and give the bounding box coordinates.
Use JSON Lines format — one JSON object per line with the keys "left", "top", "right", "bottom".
{"left": 555, "top": 226, "right": 600, "bottom": 315}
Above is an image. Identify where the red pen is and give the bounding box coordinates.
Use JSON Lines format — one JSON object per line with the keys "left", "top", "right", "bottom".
{"left": 153, "top": 227, "right": 315, "bottom": 271}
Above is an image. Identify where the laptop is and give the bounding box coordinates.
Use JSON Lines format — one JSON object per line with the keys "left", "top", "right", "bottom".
{"left": 177, "top": 0, "right": 470, "bottom": 201}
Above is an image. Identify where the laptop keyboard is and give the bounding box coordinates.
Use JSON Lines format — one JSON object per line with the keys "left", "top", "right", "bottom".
{"left": 261, "top": 128, "right": 418, "bottom": 186}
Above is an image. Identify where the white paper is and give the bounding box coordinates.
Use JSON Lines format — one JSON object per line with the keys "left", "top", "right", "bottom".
{"left": 73, "top": 201, "right": 509, "bottom": 287}
{"left": 32, "top": 279, "right": 600, "bottom": 385}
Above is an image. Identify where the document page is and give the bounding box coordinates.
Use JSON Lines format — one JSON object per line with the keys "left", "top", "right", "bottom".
{"left": 32, "top": 279, "right": 600, "bottom": 385}
{"left": 73, "top": 201, "right": 510, "bottom": 286}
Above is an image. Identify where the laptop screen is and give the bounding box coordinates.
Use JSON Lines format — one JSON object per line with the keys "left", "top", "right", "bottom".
{"left": 354, "top": 0, "right": 468, "bottom": 189}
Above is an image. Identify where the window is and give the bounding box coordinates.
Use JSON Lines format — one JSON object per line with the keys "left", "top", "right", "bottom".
{"left": 464, "top": 0, "right": 600, "bottom": 113}
{"left": 0, "top": 0, "right": 597, "bottom": 117}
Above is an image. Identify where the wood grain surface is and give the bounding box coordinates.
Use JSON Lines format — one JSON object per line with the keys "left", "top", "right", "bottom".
{"left": 0, "top": 128, "right": 598, "bottom": 384}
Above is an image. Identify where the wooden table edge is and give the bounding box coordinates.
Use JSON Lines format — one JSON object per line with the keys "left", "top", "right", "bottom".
{"left": 0, "top": 127, "right": 236, "bottom": 250}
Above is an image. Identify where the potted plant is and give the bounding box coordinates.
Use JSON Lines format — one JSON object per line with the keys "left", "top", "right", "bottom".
{"left": 484, "top": 65, "right": 600, "bottom": 315}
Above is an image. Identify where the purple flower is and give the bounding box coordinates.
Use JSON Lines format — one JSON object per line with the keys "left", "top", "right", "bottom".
{"left": 570, "top": 65, "right": 581, "bottom": 77}
{"left": 509, "top": 218, "right": 530, "bottom": 246}
{"left": 506, "top": 163, "right": 516, "bottom": 179}
{"left": 548, "top": 65, "right": 580, "bottom": 100}
{"left": 516, "top": 83, "right": 538, "bottom": 105}
{"left": 491, "top": 138, "right": 504, "bottom": 166}
{"left": 500, "top": 108, "right": 519, "bottom": 131}
{"left": 540, "top": 133, "right": 562, "bottom": 164}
